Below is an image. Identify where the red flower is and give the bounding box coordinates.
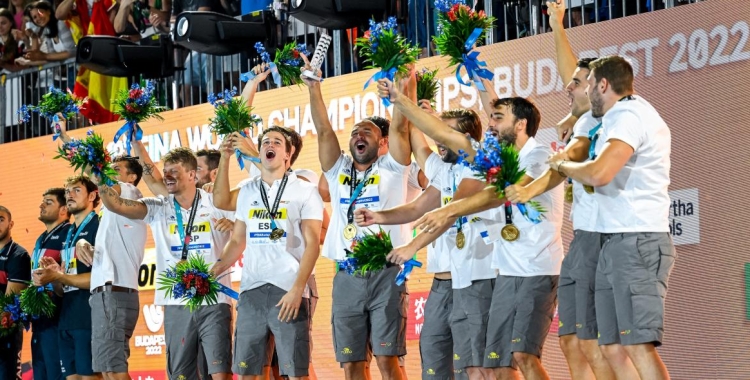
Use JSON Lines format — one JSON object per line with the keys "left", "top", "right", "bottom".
{"left": 447, "top": 8, "right": 457, "bottom": 21}
{"left": 292, "top": 50, "right": 300, "bottom": 59}
{"left": 0, "top": 312, "right": 10, "bottom": 328}
{"left": 364, "top": 30, "right": 371, "bottom": 39}
{"left": 129, "top": 89, "right": 143, "bottom": 99}
{"left": 487, "top": 167, "right": 501, "bottom": 183}
{"left": 477, "top": 10, "right": 486, "bottom": 19}
{"left": 125, "top": 104, "right": 137, "bottom": 113}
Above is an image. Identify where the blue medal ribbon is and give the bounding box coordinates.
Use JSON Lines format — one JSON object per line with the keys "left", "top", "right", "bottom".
{"left": 395, "top": 259, "right": 422, "bottom": 285}
{"left": 452, "top": 167, "right": 463, "bottom": 232}
{"left": 62, "top": 212, "right": 96, "bottom": 270}
{"left": 367, "top": 67, "right": 397, "bottom": 106}
{"left": 174, "top": 192, "right": 202, "bottom": 260}
{"left": 113, "top": 121, "right": 143, "bottom": 156}
{"left": 456, "top": 28, "right": 494, "bottom": 91}
{"left": 216, "top": 283, "right": 239, "bottom": 300}
{"left": 587, "top": 122, "right": 603, "bottom": 160}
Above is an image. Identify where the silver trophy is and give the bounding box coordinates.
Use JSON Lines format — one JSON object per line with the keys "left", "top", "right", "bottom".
{"left": 301, "top": 32, "right": 332, "bottom": 81}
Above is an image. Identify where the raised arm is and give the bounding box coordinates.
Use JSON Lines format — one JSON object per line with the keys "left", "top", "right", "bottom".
{"left": 388, "top": 69, "right": 415, "bottom": 166}
{"left": 240, "top": 63, "right": 271, "bottom": 108}
{"left": 113, "top": 0, "right": 135, "bottom": 34}
{"left": 410, "top": 101, "right": 439, "bottom": 172}
{"left": 213, "top": 139, "right": 236, "bottom": 211}
{"left": 55, "top": 0, "right": 75, "bottom": 20}
{"left": 548, "top": 0, "right": 578, "bottom": 86}
{"left": 301, "top": 57, "right": 341, "bottom": 172}
{"left": 98, "top": 185, "right": 149, "bottom": 220}
{"left": 379, "top": 78, "right": 476, "bottom": 162}
{"left": 476, "top": 78, "right": 499, "bottom": 119}
{"left": 131, "top": 137, "right": 168, "bottom": 197}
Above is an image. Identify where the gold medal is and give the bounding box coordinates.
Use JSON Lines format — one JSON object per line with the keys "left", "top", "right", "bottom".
{"left": 564, "top": 184, "right": 573, "bottom": 203}
{"left": 583, "top": 185, "right": 595, "bottom": 194}
{"left": 456, "top": 231, "right": 466, "bottom": 249}
{"left": 343, "top": 223, "right": 357, "bottom": 240}
{"left": 501, "top": 224, "right": 520, "bottom": 242}
{"left": 270, "top": 228, "right": 285, "bottom": 241}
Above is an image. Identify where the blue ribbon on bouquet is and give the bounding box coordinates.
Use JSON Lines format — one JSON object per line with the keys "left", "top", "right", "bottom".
{"left": 113, "top": 120, "right": 142, "bottom": 156}
{"left": 51, "top": 114, "right": 62, "bottom": 141}
{"left": 455, "top": 28, "right": 493, "bottom": 91}
{"left": 366, "top": 67, "right": 397, "bottom": 106}
{"left": 216, "top": 283, "right": 239, "bottom": 300}
{"left": 240, "top": 64, "right": 281, "bottom": 88}
{"left": 395, "top": 259, "right": 422, "bottom": 286}
{"left": 233, "top": 131, "right": 260, "bottom": 170}
{"left": 516, "top": 203, "right": 543, "bottom": 224}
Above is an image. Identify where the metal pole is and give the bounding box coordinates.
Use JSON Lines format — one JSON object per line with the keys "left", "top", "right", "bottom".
{"left": 333, "top": 30, "right": 343, "bottom": 77}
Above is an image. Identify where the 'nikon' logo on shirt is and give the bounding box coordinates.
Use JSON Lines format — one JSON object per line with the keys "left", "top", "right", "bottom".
{"left": 442, "top": 196, "right": 453, "bottom": 205}
{"left": 169, "top": 221, "right": 211, "bottom": 235}
{"left": 339, "top": 174, "right": 381, "bottom": 186}
{"left": 248, "top": 209, "right": 288, "bottom": 220}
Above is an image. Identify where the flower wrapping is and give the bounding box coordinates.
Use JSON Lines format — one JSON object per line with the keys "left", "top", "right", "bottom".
{"left": 458, "top": 132, "right": 546, "bottom": 223}
{"left": 16, "top": 86, "right": 86, "bottom": 140}
{"left": 113, "top": 81, "right": 166, "bottom": 155}
{"left": 19, "top": 282, "right": 56, "bottom": 319}
{"left": 0, "top": 294, "right": 28, "bottom": 338}
{"left": 248, "top": 42, "right": 311, "bottom": 87}
{"left": 157, "top": 254, "right": 238, "bottom": 312}
{"left": 208, "top": 87, "right": 262, "bottom": 169}
{"left": 355, "top": 17, "right": 421, "bottom": 106}
{"left": 433, "top": 0, "right": 495, "bottom": 90}
{"left": 54, "top": 130, "right": 118, "bottom": 186}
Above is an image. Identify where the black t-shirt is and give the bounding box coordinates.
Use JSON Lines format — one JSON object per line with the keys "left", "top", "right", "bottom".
{"left": 58, "top": 213, "right": 99, "bottom": 331}
{"left": 0, "top": 240, "right": 31, "bottom": 294}
{"left": 31, "top": 222, "right": 70, "bottom": 330}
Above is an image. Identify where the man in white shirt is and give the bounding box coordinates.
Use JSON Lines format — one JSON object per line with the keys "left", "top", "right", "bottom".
{"left": 97, "top": 147, "right": 235, "bottom": 380}
{"left": 547, "top": 55, "right": 674, "bottom": 380}
{"left": 355, "top": 109, "right": 493, "bottom": 379}
{"left": 382, "top": 76, "right": 563, "bottom": 379}
{"left": 211, "top": 126, "right": 323, "bottom": 380}
{"left": 302, "top": 61, "right": 412, "bottom": 379}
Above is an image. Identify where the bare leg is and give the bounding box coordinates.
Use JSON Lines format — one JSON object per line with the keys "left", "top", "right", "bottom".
{"left": 600, "top": 344, "right": 640, "bottom": 380}
{"left": 511, "top": 353, "right": 550, "bottom": 380}
{"left": 624, "top": 343, "right": 670, "bottom": 380}
{"left": 559, "top": 335, "right": 595, "bottom": 380}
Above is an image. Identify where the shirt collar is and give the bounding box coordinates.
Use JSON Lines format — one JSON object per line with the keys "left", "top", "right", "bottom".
{"left": 518, "top": 136, "right": 538, "bottom": 159}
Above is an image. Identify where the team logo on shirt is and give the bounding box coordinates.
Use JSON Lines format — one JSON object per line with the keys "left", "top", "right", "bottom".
{"left": 168, "top": 221, "right": 211, "bottom": 234}
{"left": 442, "top": 196, "right": 453, "bottom": 205}
{"left": 248, "top": 208, "right": 288, "bottom": 220}
{"left": 487, "top": 352, "right": 500, "bottom": 359}
{"left": 339, "top": 174, "right": 381, "bottom": 186}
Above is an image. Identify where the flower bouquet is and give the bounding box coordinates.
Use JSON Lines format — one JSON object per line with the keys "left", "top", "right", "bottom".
{"left": 0, "top": 294, "right": 27, "bottom": 338}
{"left": 113, "top": 81, "right": 166, "bottom": 155}
{"left": 339, "top": 228, "right": 421, "bottom": 284}
{"left": 19, "top": 282, "right": 56, "bottom": 319}
{"left": 458, "top": 132, "right": 546, "bottom": 223}
{"left": 54, "top": 130, "right": 118, "bottom": 186}
{"left": 17, "top": 86, "right": 86, "bottom": 140}
{"left": 208, "top": 87, "right": 262, "bottom": 169}
{"left": 355, "top": 17, "right": 421, "bottom": 106}
{"left": 433, "top": 0, "right": 495, "bottom": 90}
{"left": 416, "top": 67, "right": 440, "bottom": 107}
{"left": 158, "top": 254, "right": 239, "bottom": 312}
{"left": 248, "top": 42, "right": 311, "bottom": 87}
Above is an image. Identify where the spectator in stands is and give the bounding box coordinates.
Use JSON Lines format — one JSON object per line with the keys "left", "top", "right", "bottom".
{"left": 21, "top": 1, "right": 76, "bottom": 63}
{"left": 8, "top": 0, "right": 25, "bottom": 32}
{"left": 0, "top": 8, "right": 24, "bottom": 72}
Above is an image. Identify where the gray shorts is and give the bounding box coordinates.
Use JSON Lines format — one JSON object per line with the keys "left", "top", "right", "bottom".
{"left": 483, "top": 275, "right": 558, "bottom": 369}
{"left": 595, "top": 232, "right": 675, "bottom": 346}
{"left": 420, "top": 278, "right": 454, "bottom": 378}
{"left": 234, "top": 284, "right": 310, "bottom": 377}
{"left": 164, "top": 303, "right": 233, "bottom": 377}
{"left": 558, "top": 230, "right": 602, "bottom": 340}
{"left": 90, "top": 290, "right": 139, "bottom": 373}
{"left": 332, "top": 265, "right": 407, "bottom": 362}
{"left": 450, "top": 279, "right": 494, "bottom": 370}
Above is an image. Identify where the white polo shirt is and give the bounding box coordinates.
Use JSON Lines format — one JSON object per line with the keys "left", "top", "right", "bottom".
{"left": 142, "top": 189, "right": 235, "bottom": 306}
{"left": 593, "top": 96, "right": 671, "bottom": 233}
{"left": 235, "top": 172, "right": 323, "bottom": 296}
{"left": 570, "top": 111, "right": 601, "bottom": 232}
{"left": 91, "top": 182, "right": 147, "bottom": 290}
{"left": 480, "top": 137, "right": 565, "bottom": 277}
{"left": 426, "top": 154, "right": 495, "bottom": 289}
{"left": 322, "top": 153, "right": 409, "bottom": 261}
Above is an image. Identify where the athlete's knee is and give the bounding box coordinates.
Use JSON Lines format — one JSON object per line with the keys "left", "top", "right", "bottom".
{"left": 511, "top": 352, "right": 539, "bottom": 370}
{"left": 559, "top": 334, "right": 580, "bottom": 355}
{"left": 578, "top": 339, "right": 604, "bottom": 362}
{"left": 600, "top": 344, "right": 630, "bottom": 365}
{"left": 343, "top": 361, "right": 367, "bottom": 377}
{"left": 374, "top": 355, "right": 400, "bottom": 371}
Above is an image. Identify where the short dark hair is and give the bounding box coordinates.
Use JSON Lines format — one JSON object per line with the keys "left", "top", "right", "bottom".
{"left": 589, "top": 55, "right": 634, "bottom": 95}
{"left": 440, "top": 109, "right": 483, "bottom": 142}
{"left": 362, "top": 116, "right": 390, "bottom": 137}
{"left": 162, "top": 147, "right": 198, "bottom": 171}
{"left": 0, "top": 206, "right": 11, "bottom": 221}
{"left": 492, "top": 97, "right": 542, "bottom": 138}
{"left": 196, "top": 149, "right": 221, "bottom": 172}
{"left": 257, "top": 126, "right": 293, "bottom": 155}
{"left": 43, "top": 188, "right": 68, "bottom": 208}
{"left": 65, "top": 174, "right": 101, "bottom": 208}
{"left": 285, "top": 129, "right": 303, "bottom": 165}
{"left": 113, "top": 156, "right": 144, "bottom": 186}
{"left": 577, "top": 57, "right": 597, "bottom": 70}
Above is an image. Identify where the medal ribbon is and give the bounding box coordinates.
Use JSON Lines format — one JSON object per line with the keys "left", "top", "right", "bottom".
{"left": 589, "top": 96, "right": 634, "bottom": 160}
{"left": 452, "top": 166, "right": 463, "bottom": 234}
{"left": 32, "top": 222, "right": 69, "bottom": 270}
{"left": 174, "top": 191, "right": 202, "bottom": 261}
{"left": 504, "top": 201, "right": 513, "bottom": 226}
{"left": 346, "top": 163, "right": 373, "bottom": 226}
{"left": 259, "top": 174, "right": 289, "bottom": 233}
{"left": 63, "top": 212, "right": 96, "bottom": 270}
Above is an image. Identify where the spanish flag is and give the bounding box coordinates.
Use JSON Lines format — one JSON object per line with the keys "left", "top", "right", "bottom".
{"left": 72, "top": 0, "right": 128, "bottom": 124}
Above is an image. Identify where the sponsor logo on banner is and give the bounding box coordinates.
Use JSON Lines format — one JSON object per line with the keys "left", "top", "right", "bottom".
{"left": 406, "top": 291, "right": 429, "bottom": 340}
{"left": 669, "top": 188, "right": 699, "bottom": 245}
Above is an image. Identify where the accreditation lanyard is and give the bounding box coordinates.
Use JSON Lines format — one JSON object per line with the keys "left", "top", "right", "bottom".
{"left": 589, "top": 95, "right": 634, "bottom": 160}
{"left": 452, "top": 166, "right": 463, "bottom": 233}
{"left": 259, "top": 175, "right": 289, "bottom": 231}
{"left": 174, "top": 191, "right": 202, "bottom": 261}
{"left": 63, "top": 212, "right": 96, "bottom": 270}
{"left": 346, "top": 163, "right": 373, "bottom": 226}
{"left": 32, "top": 222, "right": 69, "bottom": 270}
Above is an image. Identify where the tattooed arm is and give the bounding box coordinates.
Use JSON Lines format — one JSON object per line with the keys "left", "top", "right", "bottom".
{"left": 132, "top": 138, "right": 169, "bottom": 197}
{"left": 98, "top": 185, "right": 149, "bottom": 220}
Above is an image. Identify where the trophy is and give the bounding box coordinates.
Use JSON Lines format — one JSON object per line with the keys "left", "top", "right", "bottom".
{"left": 301, "top": 32, "right": 332, "bottom": 81}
